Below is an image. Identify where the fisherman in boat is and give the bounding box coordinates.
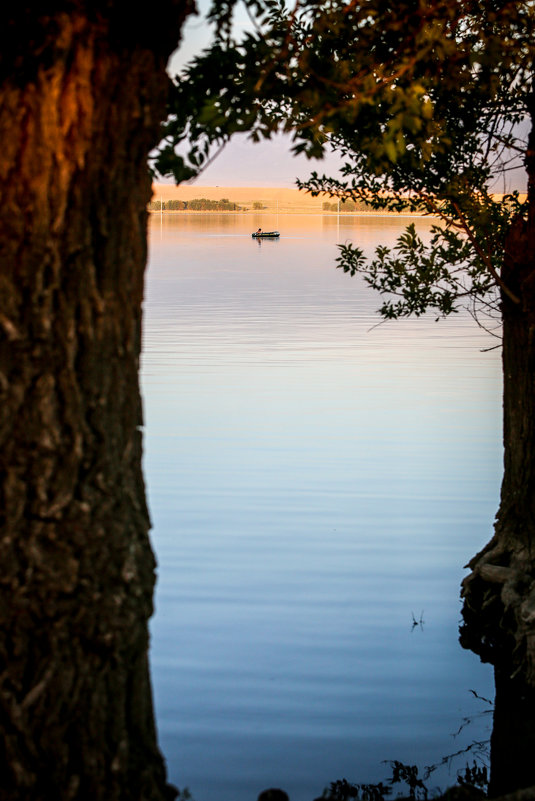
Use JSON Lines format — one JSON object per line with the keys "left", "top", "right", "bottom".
{"left": 256, "top": 228, "right": 262, "bottom": 235}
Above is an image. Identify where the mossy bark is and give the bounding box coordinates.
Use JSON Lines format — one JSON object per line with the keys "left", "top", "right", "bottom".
{"left": 0, "top": 3, "right": 191, "bottom": 798}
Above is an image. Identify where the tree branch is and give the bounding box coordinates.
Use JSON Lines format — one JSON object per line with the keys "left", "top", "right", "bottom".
{"left": 451, "top": 201, "right": 521, "bottom": 305}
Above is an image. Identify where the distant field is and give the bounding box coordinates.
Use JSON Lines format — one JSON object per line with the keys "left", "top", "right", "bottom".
{"left": 151, "top": 184, "right": 527, "bottom": 215}
{"left": 149, "top": 184, "right": 398, "bottom": 214}
{"left": 151, "top": 184, "right": 335, "bottom": 213}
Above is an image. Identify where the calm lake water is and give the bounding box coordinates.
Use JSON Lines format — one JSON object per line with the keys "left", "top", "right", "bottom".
{"left": 141, "top": 213, "right": 501, "bottom": 801}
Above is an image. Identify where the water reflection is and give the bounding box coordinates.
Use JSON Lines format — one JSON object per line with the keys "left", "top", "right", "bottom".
{"left": 142, "top": 213, "right": 501, "bottom": 801}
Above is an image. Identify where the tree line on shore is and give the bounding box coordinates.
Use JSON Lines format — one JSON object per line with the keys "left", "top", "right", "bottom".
{"left": 322, "top": 199, "right": 375, "bottom": 212}
{"left": 148, "top": 198, "right": 297, "bottom": 211}
{"left": 149, "top": 197, "right": 243, "bottom": 211}
{"left": 149, "top": 197, "right": 410, "bottom": 214}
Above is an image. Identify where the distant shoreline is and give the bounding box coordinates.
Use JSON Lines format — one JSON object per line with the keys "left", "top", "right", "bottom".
{"left": 148, "top": 208, "right": 421, "bottom": 216}
{"left": 149, "top": 183, "right": 410, "bottom": 215}
{"left": 150, "top": 183, "right": 526, "bottom": 217}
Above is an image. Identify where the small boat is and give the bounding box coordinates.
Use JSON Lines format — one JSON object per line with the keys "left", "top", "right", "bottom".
{"left": 252, "top": 231, "right": 280, "bottom": 238}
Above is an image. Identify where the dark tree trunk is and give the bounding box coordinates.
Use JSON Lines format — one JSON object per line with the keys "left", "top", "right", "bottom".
{"left": 460, "top": 105, "right": 535, "bottom": 796}
{"left": 0, "top": 3, "right": 191, "bottom": 798}
{"left": 488, "top": 670, "right": 535, "bottom": 797}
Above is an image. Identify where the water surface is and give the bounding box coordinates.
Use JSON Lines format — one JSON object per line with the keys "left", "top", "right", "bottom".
{"left": 142, "top": 213, "right": 500, "bottom": 801}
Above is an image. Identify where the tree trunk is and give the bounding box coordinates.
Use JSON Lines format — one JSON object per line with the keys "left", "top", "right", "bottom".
{"left": 460, "top": 109, "right": 535, "bottom": 795}
{"left": 0, "top": 3, "right": 191, "bottom": 798}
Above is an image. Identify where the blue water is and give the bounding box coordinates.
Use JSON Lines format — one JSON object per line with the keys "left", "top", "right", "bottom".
{"left": 141, "top": 213, "right": 500, "bottom": 801}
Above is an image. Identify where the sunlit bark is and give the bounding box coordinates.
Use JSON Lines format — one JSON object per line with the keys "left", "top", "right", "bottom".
{"left": 0, "top": 3, "right": 191, "bottom": 797}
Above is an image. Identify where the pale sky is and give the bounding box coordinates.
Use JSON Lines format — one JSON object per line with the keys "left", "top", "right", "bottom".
{"left": 165, "top": 1, "right": 348, "bottom": 188}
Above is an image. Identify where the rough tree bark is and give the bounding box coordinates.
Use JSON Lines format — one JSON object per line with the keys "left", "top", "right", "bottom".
{"left": 460, "top": 105, "right": 535, "bottom": 797}
{"left": 0, "top": 3, "right": 191, "bottom": 798}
